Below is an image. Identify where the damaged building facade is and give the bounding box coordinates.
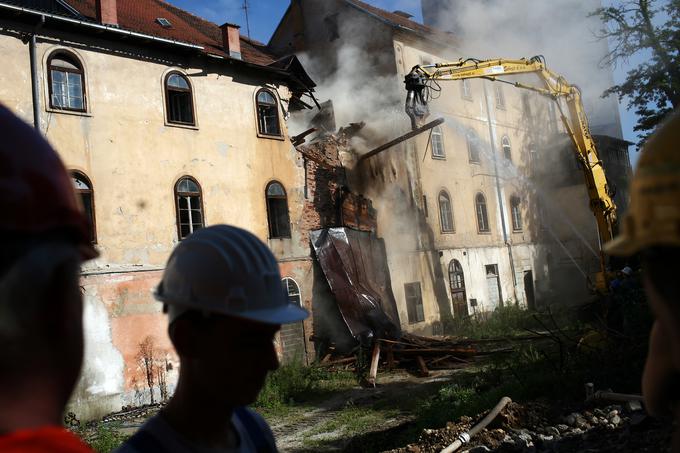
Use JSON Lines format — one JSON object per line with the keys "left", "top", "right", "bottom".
{"left": 0, "top": 0, "right": 317, "bottom": 419}
{"left": 271, "top": 0, "right": 632, "bottom": 336}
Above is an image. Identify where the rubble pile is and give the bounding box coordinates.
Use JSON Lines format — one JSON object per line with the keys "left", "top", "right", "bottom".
{"left": 387, "top": 400, "right": 672, "bottom": 453}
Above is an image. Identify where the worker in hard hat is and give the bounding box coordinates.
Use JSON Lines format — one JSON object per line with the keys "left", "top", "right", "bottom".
{"left": 0, "top": 105, "right": 97, "bottom": 452}
{"left": 604, "top": 110, "right": 680, "bottom": 450}
{"left": 117, "top": 225, "right": 308, "bottom": 452}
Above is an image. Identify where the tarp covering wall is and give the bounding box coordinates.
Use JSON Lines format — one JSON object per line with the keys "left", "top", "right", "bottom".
{"left": 310, "top": 227, "right": 401, "bottom": 343}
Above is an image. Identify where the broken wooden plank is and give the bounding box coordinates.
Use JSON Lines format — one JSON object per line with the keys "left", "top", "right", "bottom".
{"left": 358, "top": 118, "right": 445, "bottom": 162}
{"left": 416, "top": 355, "right": 430, "bottom": 377}
{"left": 367, "top": 342, "right": 381, "bottom": 387}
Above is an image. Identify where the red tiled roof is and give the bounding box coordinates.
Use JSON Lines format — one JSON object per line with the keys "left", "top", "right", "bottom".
{"left": 61, "top": 0, "right": 278, "bottom": 65}
{"left": 344, "top": 0, "right": 457, "bottom": 47}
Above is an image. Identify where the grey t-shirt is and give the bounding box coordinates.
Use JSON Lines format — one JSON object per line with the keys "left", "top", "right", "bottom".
{"left": 115, "top": 408, "right": 277, "bottom": 453}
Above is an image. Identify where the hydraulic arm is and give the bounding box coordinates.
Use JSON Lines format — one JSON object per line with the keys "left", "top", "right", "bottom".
{"left": 405, "top": 56, "right": 617, "bottom": 291}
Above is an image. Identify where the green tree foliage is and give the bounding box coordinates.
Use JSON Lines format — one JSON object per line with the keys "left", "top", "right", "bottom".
{"left": 592, "top": 0, "right": 680, "bottom": 144}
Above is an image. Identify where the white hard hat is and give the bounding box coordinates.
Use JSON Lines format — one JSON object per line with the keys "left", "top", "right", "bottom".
{"left": 154, "top": 225, "right": 308, "bottom": 325}
{"left": 622, "top": 266, "right": 633, "bottom": 276}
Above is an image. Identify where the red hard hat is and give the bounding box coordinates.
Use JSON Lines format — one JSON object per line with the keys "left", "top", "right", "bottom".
{"left": 0, "top": 104, "right": 97, "bottom": 259}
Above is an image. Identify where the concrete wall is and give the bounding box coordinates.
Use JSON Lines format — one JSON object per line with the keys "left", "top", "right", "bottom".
{"left": 0, "top": 22, "right": 313, "bottom": 419}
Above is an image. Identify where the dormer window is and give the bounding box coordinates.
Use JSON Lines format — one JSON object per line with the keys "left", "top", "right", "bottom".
{"left": 156, "top": 18, "right": 172, "bottom": 28}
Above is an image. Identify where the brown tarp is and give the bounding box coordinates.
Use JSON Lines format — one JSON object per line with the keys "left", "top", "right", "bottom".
{"left": 310, "top": 227, "right": 401, "bottom": 342}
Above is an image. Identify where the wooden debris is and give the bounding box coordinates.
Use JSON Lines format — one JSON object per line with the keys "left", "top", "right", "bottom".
{"left": 416, "top": 356, "right": 430, "bottom": 377}
{"left": 367, "top": 343, "right": 381, "bottom": 387}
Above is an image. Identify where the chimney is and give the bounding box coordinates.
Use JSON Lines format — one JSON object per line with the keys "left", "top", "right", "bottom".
{"left": 220, "top": 23, "right": 242, "bottom": 60}
{"left": 96, "top": 0, "right": 118, "bottom": 26}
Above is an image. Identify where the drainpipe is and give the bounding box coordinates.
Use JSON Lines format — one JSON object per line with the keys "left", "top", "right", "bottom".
{"left": 482, "top": 81, "right": 518, "bottom": 304}
{"left": 28, "top": 15, "right": 45, "bottom": 130}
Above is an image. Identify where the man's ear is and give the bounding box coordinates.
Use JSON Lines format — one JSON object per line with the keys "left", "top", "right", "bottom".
{"left": 169, "top": 319, "right": 201, "bottom": 358}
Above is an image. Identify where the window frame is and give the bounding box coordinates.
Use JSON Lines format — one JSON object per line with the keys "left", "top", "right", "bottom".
{"left": 70, "top": 170, "right": 97, "bottom": 244}
{"left": 448, "top": 259, "right": 465, "bottom": 293}
{"left": 47, "top": 51, "right": 87, "bottom": 113}
{"left": 255, "top": 88, "right": 283, "bottom": 139}
{"left": 282, "top": 277, "right": 302, "bottom": 306}
{"left": 266, "top": 181, "right": 292, "bottom": 239}
{"left": 174, "top": 176, "right": 205, "bottom": 240}
{"left": 404, "top": 282, "right": 425, "bottom": 324}
{"left": 475, "top": 192, "right": 491, "bottom": 233}
{"left": 461, "top": 79, "right": 472, "bottom": 100}
{"left": 494, "top": 84, "right": 505, "bottom": 109}
{"left": 501, "top": 136, "right": 512, "bottom": 162}
{"left": 438, "top": 190, "right": 455, "bottom": 233}
{"left": 164, "top": 71, "right": 196, "bottom": 127}
{"left": 510, "top": 195, "right": 523, "bottom": 232}
{"left": 431, "top": 126, "right": 446, "bottom": 159}
{"left": 467, "top": 132, "right": 480, "bottom": 163}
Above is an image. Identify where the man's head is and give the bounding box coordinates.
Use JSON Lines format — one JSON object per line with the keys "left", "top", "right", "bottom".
{"left": 0, "top": 104, "right": 96, "bottom": 404}
{"left": 154, "top": 225, "right": 308, "bottom": 406}
{"left": 604, "top": 110, "right": 680, "bottom": 421}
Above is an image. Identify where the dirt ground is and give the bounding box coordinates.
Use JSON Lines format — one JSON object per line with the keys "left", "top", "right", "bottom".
{"left": 75, "top": 367, "right": 673, "bottom": 453}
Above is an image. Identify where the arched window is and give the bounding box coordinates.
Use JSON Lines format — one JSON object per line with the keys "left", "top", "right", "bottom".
{"left": 71, "top": 171, "right": 96, "bottom": 243}
{"left": 266, "top": 181, "right": 291, "bottom": 238}
{"left": 48, "top": 52, "right": 86, "bottom": 112}
{"left": 510, "top": 195, "right": 522, "bottom": 231}
{"left": 475, "top": 193, "right": 490, "bottom": 233}
{"left": 501, "top": 136, "right": 512, "bottom": 161}
{"left": 438, "top": 191, "right": 454, "bottom": 233}
{"left": 174, "top": 176, "right": 204, "bottom": 240}
{"left": 431, "top": 126, "right": 445, "bottom": 158}
{"left": 256, "top": 89, "right": 281, "bottom": 136}
{"left": 282, "top": 278, "right": 301, "bottom": 305}
{"left": 448, "top": 260, "right": 465, "bottom": 293}
{"left": 467, "top": 132, "right": 480, "bottom": 163}
{"left": 165, "top": 73, "right": 195, "bottom": 125}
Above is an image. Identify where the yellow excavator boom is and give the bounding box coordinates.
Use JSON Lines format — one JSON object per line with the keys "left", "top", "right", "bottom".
{"left": 404, "top": 56, "right": 617, "bottom": 291}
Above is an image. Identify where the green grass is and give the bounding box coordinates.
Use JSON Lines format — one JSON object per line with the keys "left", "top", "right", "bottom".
{"left": 254, "top": 362, "right": 356, "bottom": 412}
{"left": 85, "top": 422, "right": 129, "bottom": 453}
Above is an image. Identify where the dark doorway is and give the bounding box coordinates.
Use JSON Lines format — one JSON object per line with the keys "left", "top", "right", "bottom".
{"left": 448, "top": 260, "right": 469, "bottom": 319}
{"left": 524, "top": 270, "right": 536, "bottom": 310}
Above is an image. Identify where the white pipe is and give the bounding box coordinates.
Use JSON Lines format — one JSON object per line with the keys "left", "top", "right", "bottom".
{"left": 441, "top": 396, "right": 512, "bottom": 453}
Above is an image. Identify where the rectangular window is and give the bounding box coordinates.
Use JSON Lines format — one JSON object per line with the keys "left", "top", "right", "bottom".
{"left": 495, "top": 84, "right": 505, "bottom": 109}
{"left": 51, "top": 70, "right": 84, "bottom": 110}
{"left": 461, "top": 79, "right": 472, "bottom": 100}
{"left": 467, "top": 134, "right": 480, "bottom": 163}
{"left": 404, "top": 282, "right": 425, "bottom": 324}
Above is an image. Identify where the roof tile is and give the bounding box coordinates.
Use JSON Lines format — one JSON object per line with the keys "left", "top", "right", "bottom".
{"left": 60, "top": 0, "right": 278, "bottom": 65}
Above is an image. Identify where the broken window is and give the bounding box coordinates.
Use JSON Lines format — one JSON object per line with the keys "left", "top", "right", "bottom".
{"left": 467, "top": 132, "right": 480, "bottom": 163}
{"left": 495, "top": 84, "right": 505, "bottom": 109}
{"left": 71, "top": 171, "right": 96, "bottom": 243}
{"left": 511, "top": 196, "right": 522, "bottom": 231}
{"left": 438, "top": 191, "right": 454, "bottom": 233}
{"left": 282, "top": 277, "right": 301, "bottom": 305}
{"left": 476, "top": 193, "right": 490, "bottom": 233}
{"left": 404, "top": 282, "right": 424, "bottom": 324}
{"left": 431, "top": 126, "right": 445, "bottom": 158}
{"left": 256, "top": 89, "right": 281, "bottom": 136}
{"left": 266, "top": 181, "right": 291, "bottom": 238}
{"left": 461, "top": 79, "right": 472, "bottom": 100}
{"left": 501, "top": 136, "right": 512, "bottom": 162}
{"left": 165, "top": 73, "right": 195, "bottom": 125}
{"left": 324, "top": 14, "right": 339, "bottom": 41}
{"left": 175, "top": 176, "right": 204, "bottom": 240}
{"left": 48, "top": 52, "right": 86, "bottom": 112}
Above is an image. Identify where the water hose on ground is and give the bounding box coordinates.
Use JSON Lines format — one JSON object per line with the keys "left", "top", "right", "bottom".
{"left": 440, "top": 396, "right": 512, "bottom": 453}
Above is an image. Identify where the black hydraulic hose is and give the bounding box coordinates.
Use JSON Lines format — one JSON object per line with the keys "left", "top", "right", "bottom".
{"left": 441, "top": 397, "right": 512, "bottom": 453}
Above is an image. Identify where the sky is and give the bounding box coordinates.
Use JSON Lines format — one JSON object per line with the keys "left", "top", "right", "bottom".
{"left": 167, "top": 0, "right": 648, "bottom": 167}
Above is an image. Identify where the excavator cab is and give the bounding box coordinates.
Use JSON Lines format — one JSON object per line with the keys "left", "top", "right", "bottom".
{"left": 404, "top": 68, "right": 430, "bottom": 130}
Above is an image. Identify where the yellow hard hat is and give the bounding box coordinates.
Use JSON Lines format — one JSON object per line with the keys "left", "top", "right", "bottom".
{"left": 604, "top": 110, "right": 680, "bottom": 256}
